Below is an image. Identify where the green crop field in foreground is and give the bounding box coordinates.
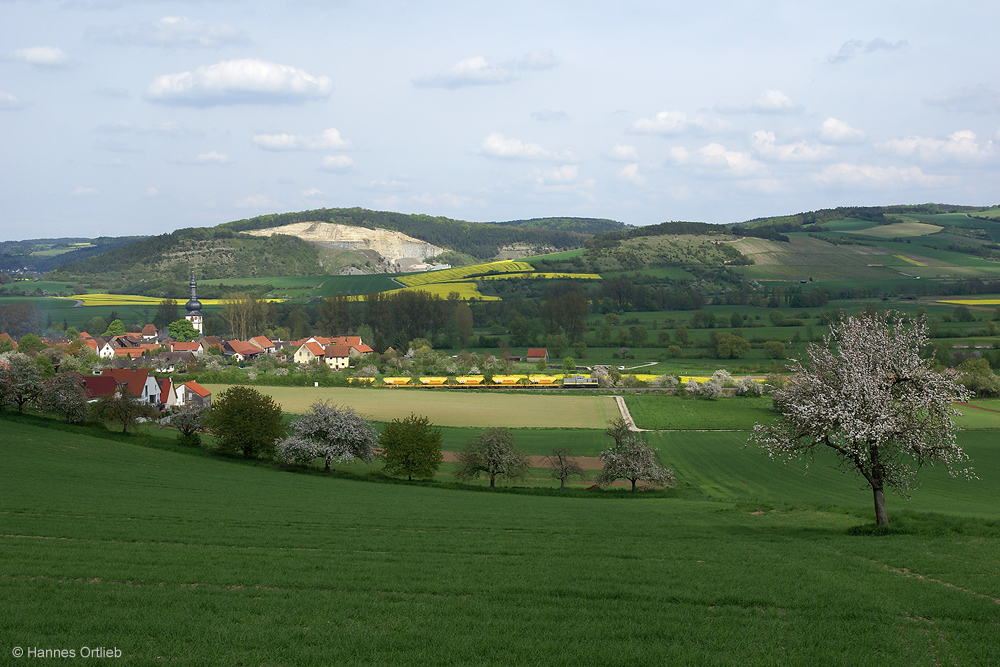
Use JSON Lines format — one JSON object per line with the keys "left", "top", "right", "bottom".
{"left": 203, "top": 384, "right": 621, "bottom": 428}
{"left": 2, "top": 420, "right": 1000, "bottom": 666}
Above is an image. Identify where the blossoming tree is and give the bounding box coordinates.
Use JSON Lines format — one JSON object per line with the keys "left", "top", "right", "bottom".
{"left": 749, "top": 310, "right": 973, "bottom": 527}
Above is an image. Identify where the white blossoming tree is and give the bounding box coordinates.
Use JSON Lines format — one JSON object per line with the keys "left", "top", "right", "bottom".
{"left": 277, "top": 401, "right": 378, "bottom": 471}
{"left": 749, "top": 310, "right": 973, "bottom": 527}
{"left": 455, "top": 427, "right": 529, "bottom": 488}
{"left": 595, "top": 434, "right": 675, "bottom": 492}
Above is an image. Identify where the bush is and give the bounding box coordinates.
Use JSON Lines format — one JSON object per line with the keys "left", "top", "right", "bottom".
{"left": 206, "top": 385, "right": 285, "bottom": 459}
{"left": 177, "top": 432, "right": 202, "bottom": 447}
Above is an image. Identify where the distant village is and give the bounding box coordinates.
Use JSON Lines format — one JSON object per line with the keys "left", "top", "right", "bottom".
{"left": 0, "top": 276, "right": 385, "bottom": 411}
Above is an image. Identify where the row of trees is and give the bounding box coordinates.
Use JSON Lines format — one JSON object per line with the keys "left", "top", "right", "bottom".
{"left": 194, "top": 388, "right": 675, "bottom": 491}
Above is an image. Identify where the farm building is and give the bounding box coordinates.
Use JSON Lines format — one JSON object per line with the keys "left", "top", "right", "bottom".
{"left": 526, "top": 348, "right": 549, "bottom": 364}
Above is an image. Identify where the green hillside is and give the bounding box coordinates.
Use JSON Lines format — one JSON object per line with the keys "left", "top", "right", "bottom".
{"left": 49, "top": 228, "right": 322, "bottom": 293}
{"left": 222, "top": 207, "right": 593, "bottom": 259}
{"left": 4, "top": 415, "right": 999, "bottom": 665}
{"left": 490, "top": 216, "right": 626, "bottom": 235}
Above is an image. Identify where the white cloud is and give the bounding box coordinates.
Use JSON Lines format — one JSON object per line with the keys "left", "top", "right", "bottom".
{"left": 302, "top": 188, "right": 323, "bottom": 196}
{"left": 827, "top": 38, "right": 908, "bottom": 64}
{"left": 8, "top": 46, "right": 70, "bottom": 67}
{"left": 609, "top": 143, "right": 639, "bottom": 161}
{"left": 814, "top": 163, "right": 945, "bottom": 188}
{"left": 751, "top": 90, "right": 801, "bottom": 114}
{"left": 70, "top": 186, "right": 99, "bottom": 197}
{"left": 630, "top": 111, "right": 728, "bottom": 135}
{"left": 668, "top": 143, "right": 764, "bottom": 176}
{"left": 90, "top": 16, "right": 250, "bottom": 49}
{"left": 146, "top": 58, "right": 332, "bottom": 106}
{"left": 819, "top": 117, "right": 866, "bottom": 144}
{"left": 235, "top": 193, "right": 279, "bottom": 209}
{"left": 716, "top": 90, "right": 802, "bottom": 115}
{"left": 196, "top": 151, "right": 231, "bottom": 164}
{"left": 480, "top": 133, "right": 575, "bottom": 161}
{"left": 880, "top": 130, "right": 995, "bottom": 163}
{"left": 414, "top": 51, "right": 557, "bottom": 89}
{"left": 414, "top": 56, "right": 514, "bottom": 88}
{"left": 618, "top": 163, "right": 647, "bottom": 186}
{"left": 0, "top": 91, "right": 21, "bottom": 109}
{"left": 320, "top": 155, "right": 354, "bottom": 171}
{"left": 252, "top": 127, "right": 350, "bottom": 151}
{"left": 751, "top": 130, "right": 833, "bottom": 162}
{"left": 535, "top": 165, "right": 579, "bottom": 185}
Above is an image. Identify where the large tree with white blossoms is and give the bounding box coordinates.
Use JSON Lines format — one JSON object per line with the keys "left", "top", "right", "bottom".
{"left": 277, "top": 402, "right": 378, "bottom": 471}
{"left": 749, "top": 310, "right": 973, "bottom": 527}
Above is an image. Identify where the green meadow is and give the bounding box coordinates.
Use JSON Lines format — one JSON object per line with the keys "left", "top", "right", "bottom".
{"left": 3, "top": 379, "right": 1000, "bottom": 666}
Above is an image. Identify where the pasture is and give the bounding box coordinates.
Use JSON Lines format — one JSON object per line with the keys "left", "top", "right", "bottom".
{"left": 845, "top": 222, "right": 943, "bottom": 238}
{"left": 3, "top": 418, "right": 1000, "bottom": 665}
{"left": 202, "top": 384, "right": 621, "bottom": 428}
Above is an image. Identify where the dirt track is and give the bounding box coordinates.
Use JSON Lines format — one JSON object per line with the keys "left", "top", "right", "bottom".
{"left": 442, "top": 451, "right": 604, "bottom": 469}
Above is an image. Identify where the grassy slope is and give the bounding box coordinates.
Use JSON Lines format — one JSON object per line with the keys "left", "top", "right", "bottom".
{"left": 3, "top": 419, "right": 1000, "bottom": 665}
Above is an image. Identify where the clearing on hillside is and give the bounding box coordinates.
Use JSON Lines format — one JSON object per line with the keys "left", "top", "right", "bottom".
{"left": 846, "top": 222, "right": 943, "bottom": 238}
{"left": 730, "top": 236, "right": 896, "bottom": 281}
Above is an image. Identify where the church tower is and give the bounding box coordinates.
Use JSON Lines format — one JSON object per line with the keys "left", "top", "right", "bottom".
{"left": 184, "top": 273, "right": 203, "bottom": 335}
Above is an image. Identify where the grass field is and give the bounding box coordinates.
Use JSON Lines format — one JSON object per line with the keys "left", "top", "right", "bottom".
{"left": 202, "top": 384, "right": 621, "bottom": 428}
{"left": 3, "top": 418, "right": 1000, "bottom": 665}
{"left": 846, "top": 222, "right": 943, "bottom": 238}
{"left": 626, "top": 395, "right": 777, "bottom": 430}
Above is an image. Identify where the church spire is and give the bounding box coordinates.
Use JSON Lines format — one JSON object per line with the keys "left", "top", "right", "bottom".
{"left": 184, "top": 272, "right": 203, "bottom": 334}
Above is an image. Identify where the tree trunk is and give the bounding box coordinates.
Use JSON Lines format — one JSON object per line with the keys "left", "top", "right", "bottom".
{"left": 873, "top": 486, "right": 889, "bottom": 526}
{"left": 489, "top": 475, "right": 495, "bottom": 488}
{"left": 559, "top": 477, "right": 565, "bottom": 491}
{"left": 631, "top": 478, "right": 637, "bottom": 493}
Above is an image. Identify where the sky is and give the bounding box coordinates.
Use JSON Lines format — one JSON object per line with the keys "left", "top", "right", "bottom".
{"left": 2, "top": 0, "right": 999, "bottom": 242}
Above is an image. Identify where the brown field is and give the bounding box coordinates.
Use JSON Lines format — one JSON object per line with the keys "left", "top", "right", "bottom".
{"left": 203, "top": 384, "right": 620, "bottom": 428}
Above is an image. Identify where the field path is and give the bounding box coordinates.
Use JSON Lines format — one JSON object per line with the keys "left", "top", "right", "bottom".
{"left": 614, "top": 396, "right": 642, "bottom": 431}
{"left": 205, "top": 385, "right": 619, "bottom": 429}
{"left": 441, "top": 451, "right": 604, "bottom": 470}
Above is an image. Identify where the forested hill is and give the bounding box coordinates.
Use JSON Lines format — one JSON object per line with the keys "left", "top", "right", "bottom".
{"left": 735, "top": 203, "right": 986, "bottom": 233}
{"left": 0, "top": 236, "right": 143, "bottom": 274}
{"left": 488, "top": 217, "right": 625, "bottom": 235}
{"left": 221, "top": 208, "right": 594, "bottom": 259}
{"left": 50, "top": 227, "right": 322, "bottom": 291}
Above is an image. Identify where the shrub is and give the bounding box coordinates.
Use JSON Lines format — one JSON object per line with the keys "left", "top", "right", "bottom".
{"left": 206, "top": 385, "right": 285, "bottom": 459}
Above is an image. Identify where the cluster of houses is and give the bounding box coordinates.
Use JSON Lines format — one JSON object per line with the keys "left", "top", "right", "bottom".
{"left": 80, "top": 368, "right": 212, "bottom": 410}
{"left": 2, "top": 325, "right": 385, "bottom": 412}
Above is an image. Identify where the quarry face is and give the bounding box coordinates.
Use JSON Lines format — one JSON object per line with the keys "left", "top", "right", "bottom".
{"left": 241, "top": 222, "right": 446, "bottom": 266}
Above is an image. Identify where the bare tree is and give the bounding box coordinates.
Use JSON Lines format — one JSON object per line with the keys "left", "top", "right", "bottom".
{"left": 544, "top": 448, "right": 586, "bottom": 490}
{"left": 749, "top": 310, "right": 972, "bottom": 527}
{"left": 221, "top": 292, "right": 268, "bottom": 340}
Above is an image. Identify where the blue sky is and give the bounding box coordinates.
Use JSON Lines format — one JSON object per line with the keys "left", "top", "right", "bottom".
{"left": 2, "top": 0, "right": 999, "bottom": 241}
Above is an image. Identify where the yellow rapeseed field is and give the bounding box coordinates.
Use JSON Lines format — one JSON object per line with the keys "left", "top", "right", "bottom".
{"left": 67, "top": 294, "right": 285, "bottom": 307}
